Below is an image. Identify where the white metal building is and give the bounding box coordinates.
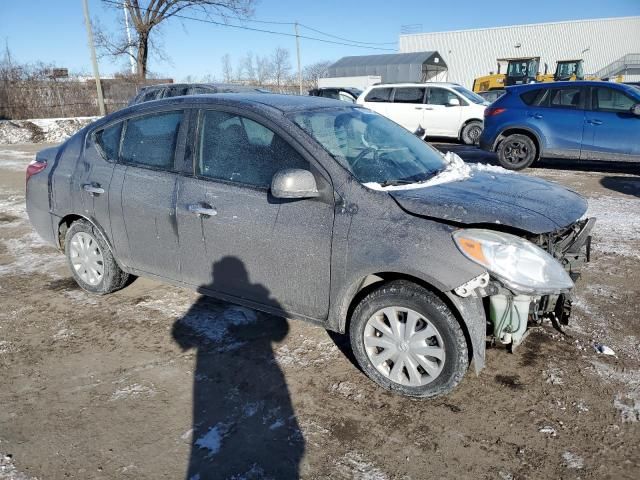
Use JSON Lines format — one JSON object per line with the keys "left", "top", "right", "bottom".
{"left": 399, "top": 16, "right": 640, "bottom": 89}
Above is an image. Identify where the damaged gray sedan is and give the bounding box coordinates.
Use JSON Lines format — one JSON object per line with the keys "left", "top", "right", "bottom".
{"left": 26, "top": 94, "right": 594, "bottom": 398}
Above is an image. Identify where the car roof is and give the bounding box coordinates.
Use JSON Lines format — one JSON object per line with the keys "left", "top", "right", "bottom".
{"left": 118, "top": 93, "right": 352, "bottom": 118}
{"left": 368, "top": 82, "right": 462, "bottom": 88}
{"left": 506, "top": 80, "right": 637, "bottom": 91}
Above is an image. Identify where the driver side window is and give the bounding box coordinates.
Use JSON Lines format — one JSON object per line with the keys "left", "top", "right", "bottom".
{"left": 197, "top": 110, "right": 309, "bottom": 188}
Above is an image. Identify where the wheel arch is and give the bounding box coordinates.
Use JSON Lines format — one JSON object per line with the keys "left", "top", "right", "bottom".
{"left": 57, "top": 214, "right": 115, "bottom": 254}
{"left": 458, "top": 117, "right": 484, "bottom": 140}
{"left": 337, "top": 272, "right": 480, "bottom": 369}
{"left": 494, "top": 127, "right": 542, "bottom": 159}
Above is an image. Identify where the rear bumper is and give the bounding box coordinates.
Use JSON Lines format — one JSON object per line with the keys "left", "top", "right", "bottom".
{"left": 26, "top": 178, "right": 58, "bottom": 247}
{"left": 478, "top": 135, "right": 495, "bottom": 152}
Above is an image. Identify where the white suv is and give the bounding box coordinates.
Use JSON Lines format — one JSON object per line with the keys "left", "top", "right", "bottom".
{"left": 357, "top": 82, "right": 489, "bottom": 144}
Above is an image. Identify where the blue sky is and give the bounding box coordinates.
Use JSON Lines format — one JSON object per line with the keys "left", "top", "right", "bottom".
{"left": 1, "top": 0, "right": 639, "bottom": 80}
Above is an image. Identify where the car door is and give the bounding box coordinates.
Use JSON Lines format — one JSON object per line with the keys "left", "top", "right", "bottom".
{"left": 383, "top": 86, "right": 426, "bottom": 133}
{"left": 582, "top": 86, "right": 640, "bottom": 161}
{"left": 113, "top": 109, "right": 186, "bottom": 279}
{"left": 422, "top": 87, "right": 463, "bottom": 137}
{"left": 73, "top": 121, "right": 121, "bottom": 241}
{"left": 534, "top": 87, "right": 586, "bottom": 159}
{"left": 176, "top": 108, "right": 334, "bottom": 320}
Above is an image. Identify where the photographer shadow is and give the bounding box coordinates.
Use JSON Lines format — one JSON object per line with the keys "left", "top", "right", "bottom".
{"left": 172, "top": 256, "right": 304, "bottom": 479}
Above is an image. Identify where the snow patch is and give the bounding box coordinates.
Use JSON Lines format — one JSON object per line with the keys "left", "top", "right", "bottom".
{"left": 0, "top": 453, "right": 38, "bottom": 480}
{"left": 364, "top": 151, "right": 471, "bottom": 191}
{"left": 585, "top": 195, "right": 640, "bottom": 258}
{"left": 110, "top": 383, "right": 156, "bottom": 401}
{"left": 0, "top": 231, "right": 65, "bottom": 277}
{"left": 562, "top": 451, "right": 584, "bottom": 469}
{"left": 0, "top": 149, "right": 34, "bottom": 171}
{"left": 591, "top": 360, "right": 640, "bottom": 423}
{"left": 0, "top": 117, "right": 98, "bottom": 145}
{"left": 335, "top": 452, "right": 388, "bottom": 480}
{"left": 195, "top": 423, "right": 232, "bottom": 457}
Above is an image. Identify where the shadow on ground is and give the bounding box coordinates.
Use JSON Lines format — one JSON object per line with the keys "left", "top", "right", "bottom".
{"left": 172, "top": 256, "right": 304, "bottom": 479}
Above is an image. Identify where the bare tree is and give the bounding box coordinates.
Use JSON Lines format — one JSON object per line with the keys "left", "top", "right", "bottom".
{"left": 242, "top": 52, "right": 256, "bottom": 83}
{"left": 97, "top": 0, "right": 255, "bottom": 79}
{"left": 271, "top": 47, "right": 291, "bottom": 88}
{"left": 255, "top": 54, "right": 272, "bottom": 85}
{"left": 303, "top": 60, "right": 332, "bottom": 88}
{"left": 221, "top": 53, "right": 233, "bottom": 82}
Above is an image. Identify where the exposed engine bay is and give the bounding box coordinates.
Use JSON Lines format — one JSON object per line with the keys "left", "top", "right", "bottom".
{"left": 454, "top": 217, "right": 596, "bottom": 350}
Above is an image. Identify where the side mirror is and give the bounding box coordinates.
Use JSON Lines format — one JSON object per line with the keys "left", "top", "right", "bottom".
{"left": 632, "top": 104, "right": 640, "bottom": 116}
{"left": 271, "top": 168, "right": 319, "bottom": 199}
{"left": 447, "top": 98, "right": 461, "bottom": 107}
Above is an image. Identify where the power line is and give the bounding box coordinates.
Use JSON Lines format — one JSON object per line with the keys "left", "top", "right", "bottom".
{"left": 298, "top": 23, "right": 397, "bottom": 46}
{"left": 101, "top": 0, "right": 396, "bottom": 51}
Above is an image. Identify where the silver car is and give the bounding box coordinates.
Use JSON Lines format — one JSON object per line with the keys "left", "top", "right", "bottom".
{"left": 26, "top": 94, "right": 594, "bottom": 398}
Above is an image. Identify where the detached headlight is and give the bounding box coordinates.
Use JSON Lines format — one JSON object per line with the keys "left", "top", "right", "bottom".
{"left": 452, "top": 229, "right": 573, "bottom": 294}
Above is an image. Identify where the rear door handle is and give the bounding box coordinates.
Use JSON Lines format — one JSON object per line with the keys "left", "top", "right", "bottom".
{"left": 188, "top": 203, "right": 217, "bottom": 217}
{"left": 528, "top": 113, "right": 543, "bottom": 119}
{"left": 423, "top": 107, "right": 434, "bottom": 110}
{"left": 587, "top": 119, "right": 603, "bottom": 125}
{"left": 82, "top": 183, "right": 104, "bottom": 196}
{"left": 414, "top": 106, "right": 424, "bottom": 110}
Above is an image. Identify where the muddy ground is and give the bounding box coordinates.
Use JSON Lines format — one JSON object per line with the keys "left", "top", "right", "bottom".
{"left": 1, "top": 142, "right": 639, "bottom": 480}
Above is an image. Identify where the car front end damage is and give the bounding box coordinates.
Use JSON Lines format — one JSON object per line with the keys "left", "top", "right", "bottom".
{"left": 452, "top": 217, "right": 595, "bottom": 352}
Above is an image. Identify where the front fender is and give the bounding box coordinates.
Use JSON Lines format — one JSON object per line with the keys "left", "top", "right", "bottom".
{"left": 444, "top": 292, "right": 486, "bottom": 374}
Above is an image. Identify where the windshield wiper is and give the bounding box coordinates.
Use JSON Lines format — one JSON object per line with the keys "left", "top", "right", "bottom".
{"left": 379, "top": 179, "right": 414, "bottom": 187}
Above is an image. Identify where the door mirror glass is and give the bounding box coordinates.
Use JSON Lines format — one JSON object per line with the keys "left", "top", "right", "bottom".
{"left": 447, "top": 97, "right": 461, "bottom": 107}
{"left": 271, "top": 169, "right": 319, "bottom": 199}
{"left": 631, "top": 104, "right": 640, "bottom": 116}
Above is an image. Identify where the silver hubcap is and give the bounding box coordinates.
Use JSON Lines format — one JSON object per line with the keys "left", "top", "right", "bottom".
{"left": 364, "top": 307, "right": 446, "bottom": 387}
{"left": 69, "top": 232, "right": 104, "bottom": 286}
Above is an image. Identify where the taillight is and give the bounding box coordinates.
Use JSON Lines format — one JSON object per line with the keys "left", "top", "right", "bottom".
{"left": 484, "top": 107, "right": 506, "bottom": 117}
{"left": 26, "top": 159, "right": 47, "bottom": 183}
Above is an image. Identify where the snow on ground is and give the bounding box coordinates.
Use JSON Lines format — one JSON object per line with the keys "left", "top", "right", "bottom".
{"left": 0, "top": 453, "right": 37, "bottom": 480}
{"left": 585, "top": 195, "right": 640, "bottom": 258}
{"left": 334, "top": 452, "right": 389, "bottom": 480}
{"left": 0, "top": 117, "right": 98, "bottom": 145}
{"left": 591, "top": 360, "right": 640, "bottom": 423}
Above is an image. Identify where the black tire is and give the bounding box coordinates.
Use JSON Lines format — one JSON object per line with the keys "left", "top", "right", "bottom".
{"left": 460, "top": 120, "right": 483, "bottom": 145}
{"left": 349, "top": 280, "right": 468, "bottom": 398}
{"left": 64, "top": 220, "right": 131, "bottom": 294}
{"left": 497, "top": 134, "right": 537, "bottom": 170}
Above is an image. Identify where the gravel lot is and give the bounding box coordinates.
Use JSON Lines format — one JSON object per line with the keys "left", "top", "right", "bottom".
{"left": 1, "top": 141, "right": 639, "bottom": 479}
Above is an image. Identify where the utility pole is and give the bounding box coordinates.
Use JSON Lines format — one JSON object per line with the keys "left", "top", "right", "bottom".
{"left": 294, "top": 22, "right": 302, "bottom": 95}
{"left": 81, "top": 0, "right": 106, "bottom": 116}
{"left": 123, "top": 0, "right": 136, "bottom": 75}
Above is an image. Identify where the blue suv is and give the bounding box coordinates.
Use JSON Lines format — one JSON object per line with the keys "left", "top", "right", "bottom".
{"left": 479, "top": 81, "right": 640, "bottom": 170}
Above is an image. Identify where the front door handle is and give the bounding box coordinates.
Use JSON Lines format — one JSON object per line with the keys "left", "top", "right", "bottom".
{"left": 414, "top": 106, "right": 424, "bottom": 110}
{"left": 587, "top": 119, "right": 603, "bottom": 125}
{"left": 423, "top": 106, "right": 434, "bottom": 110}
{"left": 188, "top": 203, "right": 217, "bottom": 217}
{"left": 83, "top": 183, "right": 105, "bottom": 196}
{"left": 528, "top": 113, "right": 543, "bottom": 119}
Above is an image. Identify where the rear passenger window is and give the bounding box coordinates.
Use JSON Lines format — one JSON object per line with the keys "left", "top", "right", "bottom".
{"left": 427, "top": 88, "right": 458, "bottom": 106}
{"left": 121, "top": 111, "right": 183, "bottom": 169}
{"left": 393, "top": 87, "right": 425, "bottom": 103}
{"left": 198, "top": 110, "right": 308, "bottom": 188}
{"left": 549, "top": 88, "right": 582, "bottom": 109}
{"left": 520, "top": 89, "right": 549, "bottom": 107}
{"left": 94, "top": 122, "right": 122, "bottom": 161}
{"left": 365, "top": 88, "right": 392, "bottom": 102}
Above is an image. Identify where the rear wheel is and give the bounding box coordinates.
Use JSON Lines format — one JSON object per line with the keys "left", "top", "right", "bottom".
{"left": 497, "top": 134, "right": 537, "bottom": 170}
{"left": 349, "top": 281, "right": 468, "bottom": 398}
{"left": 64, "top": 220, "right": 131, "bottom": 294}
{"left": 461, "top": 120, "right": 483, "bottom": 145}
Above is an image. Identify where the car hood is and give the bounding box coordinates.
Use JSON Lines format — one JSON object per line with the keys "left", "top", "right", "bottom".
{"left": 389, "top": 171, "right": 587, "bottom": 234}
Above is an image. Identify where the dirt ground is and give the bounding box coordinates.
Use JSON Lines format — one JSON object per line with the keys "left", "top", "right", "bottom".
{"left": 1, "top": 142, "right": 639, "bottom": 480}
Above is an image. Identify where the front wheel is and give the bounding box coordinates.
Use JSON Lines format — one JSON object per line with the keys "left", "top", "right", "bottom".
{"left": 497, "top": 134, "right": 537, "bottom": 170}
{"left": 461, "top": 120, "right": 483, "bottom": 145}
{"left": 64, "top": 220, "right": 131, "bottom": 294}
{"left": 349, "top": 281, "right": 469, "bottom": 398}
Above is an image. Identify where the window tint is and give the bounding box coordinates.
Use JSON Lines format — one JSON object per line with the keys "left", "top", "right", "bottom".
{"left": 427, "top": 88, "right": 458, "bottom": 106}
{"left": 141, "top": 88, "right": 161, "bottom": 102}
{"left": 549, "top": 88, "right": 582, "bottom": 109}
{"left": 321, "top": 89, "right": 340, "bottom": 100}
{"left": 164, "top": 86, "right": 189, "bottom": 98}
{"left": 95, "top": 122, "right": 122, "bottom": 160}
{"left": 520, "top": 88, "right": 549, "bottom": 106}
{"left": 365, "top": 87, "right": 393, "bottom": 103}
{"left": 393, "top": 87, "right": 425, "bottom": 104}
{"left": 593, "top": 87, "right": 636, "bottom": 112}
{"left": 121, "top": 111, "right": 183, "bottom": 169}
{"left": 198, "top": 110, "right": 308, "bottom": 188}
